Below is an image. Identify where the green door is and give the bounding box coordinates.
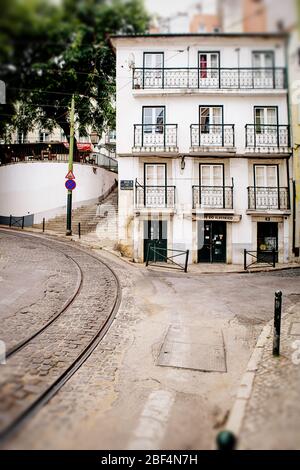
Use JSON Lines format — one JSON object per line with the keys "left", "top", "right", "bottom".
{"left": 144, "top": 220, "right": 167, "bottom": 262}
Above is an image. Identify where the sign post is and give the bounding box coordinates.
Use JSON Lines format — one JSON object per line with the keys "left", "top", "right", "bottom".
{"left": 66, "top": 94, "right": 75, "bottom": 236}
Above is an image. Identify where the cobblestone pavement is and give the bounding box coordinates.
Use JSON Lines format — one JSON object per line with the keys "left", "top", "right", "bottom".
{"left": 238, "top": 298, "right": 300, "bottom": 450}
{"left": 2, "top": 235, "right": 299, "bottom": 450}
{"left": 0, "top": 231, "right": 80, "bottom": 352}
{"left": 0, "top": 231, "right": 119, "bottom": 437}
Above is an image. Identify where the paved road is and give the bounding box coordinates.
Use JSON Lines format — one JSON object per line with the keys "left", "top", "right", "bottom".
{"left": 1, "top": 234, "right": 300, "bottom": 449}
{"left": 0, "top": 230, "right": 119, "bottom": 440}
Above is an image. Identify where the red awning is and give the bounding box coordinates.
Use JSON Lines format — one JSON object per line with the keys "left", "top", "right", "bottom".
{"left": 63, "top": 142, "right": 93, "bottom": 152}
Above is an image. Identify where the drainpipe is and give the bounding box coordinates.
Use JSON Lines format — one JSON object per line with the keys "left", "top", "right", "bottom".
{"left": 284, "top": 34, "right": 298, "bottom": 255}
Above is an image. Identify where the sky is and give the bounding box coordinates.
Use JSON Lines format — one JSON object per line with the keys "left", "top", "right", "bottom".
{"left": 145, "top": 0, "right": 217, "bottom": 17}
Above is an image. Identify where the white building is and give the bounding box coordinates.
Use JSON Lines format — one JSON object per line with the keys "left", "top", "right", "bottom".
{"left": 110, "top": 33, "right": 294, "bottom": 265}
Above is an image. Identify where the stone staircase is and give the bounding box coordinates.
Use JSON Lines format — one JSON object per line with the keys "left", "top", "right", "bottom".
{"left": 34, "top": 188, "right": 118, "bottom": 248}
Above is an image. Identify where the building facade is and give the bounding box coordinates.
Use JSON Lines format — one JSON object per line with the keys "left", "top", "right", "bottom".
{"left": 111, "top": 33, "right": 294, "bottom": 265}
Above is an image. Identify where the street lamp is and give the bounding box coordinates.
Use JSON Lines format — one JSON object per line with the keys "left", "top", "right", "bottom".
{"left": 90, "top": 130, "right": 100, "bottom": 145}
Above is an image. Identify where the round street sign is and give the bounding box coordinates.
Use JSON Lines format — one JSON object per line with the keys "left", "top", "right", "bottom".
{"left": 65, "top": 179, "right": 76, "bottom": 191}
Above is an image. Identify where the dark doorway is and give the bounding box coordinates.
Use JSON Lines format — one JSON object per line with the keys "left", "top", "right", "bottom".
{"left": 144, "top": 220, "right": 167, "bottom": 262}
{"left": 257, "top": 222, "right": 278, "bottom": 262}
{"left": 198, "top": 221, "right": 227, "bottom": 263}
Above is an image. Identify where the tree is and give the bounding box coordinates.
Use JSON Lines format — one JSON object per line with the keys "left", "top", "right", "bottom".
{"left": 0, "top": 0, "right": 149, "bottom": 154}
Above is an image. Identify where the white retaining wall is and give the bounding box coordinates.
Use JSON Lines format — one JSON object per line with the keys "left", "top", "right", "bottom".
{"left": 0, "top": 162, "right": 117, "bottom": 223}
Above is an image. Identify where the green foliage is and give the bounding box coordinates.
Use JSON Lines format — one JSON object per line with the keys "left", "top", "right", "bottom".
{"left": 0, "top": 0, "right": 149, "bottom": 142}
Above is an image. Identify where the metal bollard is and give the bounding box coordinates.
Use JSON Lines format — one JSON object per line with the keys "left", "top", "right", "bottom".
{"left": 216, "top": 430, "right": 236, "bottom": 450}
{"left": 9, "top": 215, "right": 12, "bottom": 227}
{"left": 273, "top": 290, "right": 282, "bottom": 356}
{"left": 42, "top": 218, "right": 45, "bottom": 233}
{"left": 78, "top": 222, "right": 81, "bottom": 239}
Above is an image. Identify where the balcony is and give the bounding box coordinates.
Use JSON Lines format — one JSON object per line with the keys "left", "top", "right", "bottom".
{"left": 132, "top": 67, "right": 286, "bottom": 91}
{"left": 245, "top": 125, "right": 291, "bottom": 153}
{"left": 247, "top": 187, "right": 290, "bottom": 211}
{"left": 135, "top": 182, "right": 176, "bottom": 209}
{"left": 133, "top": 124, "right": 178, "bottom": 153}
{"left": 192, "top": 185, "right": 234, "bottom": 210}
{"left": 190, "top": 124, "right": 235, "bottom": 152}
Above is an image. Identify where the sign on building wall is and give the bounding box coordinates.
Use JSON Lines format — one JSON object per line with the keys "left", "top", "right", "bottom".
{"left": 120, "top": 180, "right": 134, "bottom": 190}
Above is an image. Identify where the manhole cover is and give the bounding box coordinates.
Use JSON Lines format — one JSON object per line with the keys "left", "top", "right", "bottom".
{"left": 157, "top": 325, "right": 226, "bottom": 372}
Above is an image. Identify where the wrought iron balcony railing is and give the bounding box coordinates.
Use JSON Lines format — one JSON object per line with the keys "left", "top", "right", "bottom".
{"left": 135, "top": 181, "right": 176, "bottom": 209}
{"left": 133, "top": 124, "right": 178, "bottom": 151}
{"left": 132, "top": 67, "right": 286, "bottom": 90}
{"left": 190, "top": 124, "right": 235, "bottom": 148}
{"left": 245, "top": 124, "right": 290, "bottom": 149}
{"left": 248, "top": 187, "right": 289, "bottom": 210}
{"left": 192, "top": 185, "right": 233, "bottom": 210}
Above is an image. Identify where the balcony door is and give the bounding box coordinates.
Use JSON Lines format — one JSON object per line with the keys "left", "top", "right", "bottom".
{"left": 252, "top": 51, "right": 274, "bottom": 88}
{"left": 199, "top": 106, "right": 223, "bottom": 146}
{"left": 145, "top": 163, "right": 166, "bottom": 208}
{"left": 254, "top": 165, "right": 279, "bottom": 209}
{"left": 142, "top": 106, "right": 165, "bottom": 147}
{"left": 198, "top": 52, "right": 219, "bottom": 87}
{"left": 143, "top": 52, "right": 164, "bottom": 88}
{"left": 200, "top": 164, "right": 224, "bottom": 208}
{"left": 254, "top": 106, "right": 278, "bottom": 146}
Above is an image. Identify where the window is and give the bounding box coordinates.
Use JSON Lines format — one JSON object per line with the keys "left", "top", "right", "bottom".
{"left": 143, "top": 106, "right": 165, "bottom": 134}
{"left": 255, "top": 165, "right": 278, "bottom": 187}
{"left": 200, "top": 106, "right": 222, "bottom": 133}
{"left": 254, "top": 107, "right": 277, "bottom": 133}
{"left": 143, "top": 53, "right": 163, "bottom": 69}
{"left": 39, "top": 131, "right": 49, "bottom": 142}
{"left": 16, "top": 130, "right": 27, "bottom": 144}
{"left": 200, "top": 164, "right": 223, "bottom": 186}
{"left": 145, "top": 163, "right": 166, "bottom": 186}
{"left": 252, "top": 51, "right": 274, "bottom": 68}
{"left": 199, "top": 52, "right": 219, "bottom": 79}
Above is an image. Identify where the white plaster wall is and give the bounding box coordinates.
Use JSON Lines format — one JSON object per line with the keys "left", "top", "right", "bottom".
{"left": 0, "top": 162, "right": 116, "bottom": 223}
{"left": 115, "top": 36, "right": 287, "bottom": 155}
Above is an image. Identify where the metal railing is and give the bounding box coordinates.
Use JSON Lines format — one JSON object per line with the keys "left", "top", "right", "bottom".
{"left": 245, "top": 124, "right": 290, "bottom": 148}
{"left": 90, "top": 152, "right": 118, "bottom": 173}
{"left": 192, "top": 185, "right": 233, "bottom": 209}
{"left": 244, "top": 249, "right": 276, "bottom": 270}
{"left": 146, "top": 244, "right": 189, "bottom": 273}
{"left": 133, "top": 124, "right": 178, "bottom": 150}
{"left": 133, "top": 67, "right": 286, "bottom": 90}
{"left": 135, "top": 181, "right": 176, "bottom": 209}
{"left": 248, "top": 187, "right": 289, "bottom": 210}
{"left": 190, "top": 124, "right": 235, "bottom": 148}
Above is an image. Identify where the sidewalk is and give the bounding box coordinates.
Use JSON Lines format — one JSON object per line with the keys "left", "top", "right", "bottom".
{"left": 226, "top": 298, "right": 300, "bottom": 450}
{"left": 1, "top": 225, "right": 300, "bottom": 275}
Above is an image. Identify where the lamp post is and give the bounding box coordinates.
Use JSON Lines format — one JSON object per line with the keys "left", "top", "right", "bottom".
{"left": 90, "top": 130, "right": 100, "bottom": 145}
{"left": 66, "top": 94, "right": 75, "bottom": 236}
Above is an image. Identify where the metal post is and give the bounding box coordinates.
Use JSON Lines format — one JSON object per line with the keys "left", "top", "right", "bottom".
{"left": 272, "top": 248, "right": 276, "bottom": 268}
{"left": 184, "top": 249, "right": 189, "bottom": 273}
{"left": 273, "top": 291, "right": 282, "bottom": 356}
{"left": 66, "top": 94, "right": 75, "bottom": 236}
{"left": 42, "top": 218, "right": 45, "bottom": 233}
{"left": 22, "top": 216, "right": 24, "bottom": 229}
{"left": 244, "top": 249, "right": 247, "bottom": 270}
{"left": 9, "top": 215, "right": 12, "bottom": 227}
{"left": 78, "top": 222, "right": 81, "bottom": 239}
{"left": 146, "top": 243, "right": 150, "bottom": 266}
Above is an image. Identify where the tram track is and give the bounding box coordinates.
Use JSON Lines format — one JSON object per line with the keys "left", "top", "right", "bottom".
{"left": 0, "top": 228, "right": 122, "bottom": 443}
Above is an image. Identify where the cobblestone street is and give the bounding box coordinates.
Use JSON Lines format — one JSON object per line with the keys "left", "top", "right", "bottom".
{"left": 1, "top": 230, "right": 300, "bottom": 449}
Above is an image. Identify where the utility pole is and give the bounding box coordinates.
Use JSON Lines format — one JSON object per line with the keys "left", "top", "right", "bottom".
{"left": 66, "top": 94, "right": 75, "bottom": 236}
